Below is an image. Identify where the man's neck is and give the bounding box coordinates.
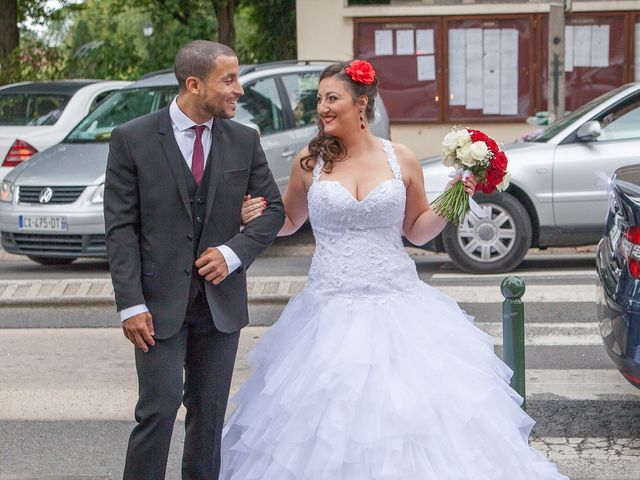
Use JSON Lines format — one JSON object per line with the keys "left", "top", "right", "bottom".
{"left": 176, "top": 95, "right": 213, "bottom": 125}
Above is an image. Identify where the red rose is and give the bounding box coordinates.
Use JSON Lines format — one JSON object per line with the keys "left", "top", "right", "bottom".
{"left": 486, "top": 167, "right": 506, "bottom": 187}
{"left": 346, "top": 60, "right": 376, "bottom": 85}
{"left": 469, "top": 129, "right": 490, "bottom": 143}
{"left": 477, "top": 182, "right": 496, "bottom": 194}
{"left": 485, "top": 137, "right": 500, "bottom": 154}
{"left": 491, "top": 150, "right": 508, "bottom": 170}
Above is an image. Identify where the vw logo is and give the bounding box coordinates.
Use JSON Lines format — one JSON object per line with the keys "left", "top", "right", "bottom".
{"left": 38, "top": 187, "right": 53, "bottom": 204}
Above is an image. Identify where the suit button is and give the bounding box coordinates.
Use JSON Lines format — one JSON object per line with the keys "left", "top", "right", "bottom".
{"left": 196, "top": 216, "right": 202, "bottom": 223}
{"left": 196, "top": 196, "right": 204, "bottom": 204}
{"left": 186, "top": 234, "right": 193, "bottom": 241}
{"left": 185, "top": 267, "right": 191, "bottom": 275}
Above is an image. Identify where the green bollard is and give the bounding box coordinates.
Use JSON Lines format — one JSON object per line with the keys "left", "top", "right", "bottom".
{"left": 501, "top": 275, "right": 526, "bottom": 410}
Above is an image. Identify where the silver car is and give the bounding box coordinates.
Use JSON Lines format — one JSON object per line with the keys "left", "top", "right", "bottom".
{"left": 421, "top": 82, "right": 640, "bottom": 274}
{"left": 0, "top": 62, "right": 390, "bottom": 265}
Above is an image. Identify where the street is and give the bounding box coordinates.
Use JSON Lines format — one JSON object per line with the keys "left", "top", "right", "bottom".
{"left": 1, "top": 238, "right": 639, "bottom": 480}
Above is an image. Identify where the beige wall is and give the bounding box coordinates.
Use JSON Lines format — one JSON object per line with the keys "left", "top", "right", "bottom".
{"left": 296, "top": 0, "right": 353, "bottom": 62}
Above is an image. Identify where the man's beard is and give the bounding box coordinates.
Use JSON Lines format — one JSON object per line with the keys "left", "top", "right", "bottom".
{"left": 203, "top": 98, "right": 234, "bottom": 119}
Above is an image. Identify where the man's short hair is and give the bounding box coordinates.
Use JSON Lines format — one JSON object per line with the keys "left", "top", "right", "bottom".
{"left": 174, "top": 40, "right": 236, "bottom": 90}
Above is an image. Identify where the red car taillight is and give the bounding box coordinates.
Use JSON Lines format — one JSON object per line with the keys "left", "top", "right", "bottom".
{"left": 623, "top": 371, "right": 640, "bottom": 386}
{"left": 2, "top": 139, "right": 38, "bottom": 167}
{"left": 624, "top": 226, "right": 640, "bottom": 279}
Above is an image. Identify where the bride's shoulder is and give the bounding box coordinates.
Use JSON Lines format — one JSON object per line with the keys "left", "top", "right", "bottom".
{"left": 388, "top": 141, "right": 420, "bottom": 171}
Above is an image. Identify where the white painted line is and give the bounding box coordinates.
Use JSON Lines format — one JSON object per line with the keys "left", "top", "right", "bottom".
{"left": 475, "top": 322, "right": 602, "bottom": 346}
{"left": 439, "top": 284, "right": 596, "bottom": 303}
{"left": 432, "top": 270, "right": 596, "bottom": 280}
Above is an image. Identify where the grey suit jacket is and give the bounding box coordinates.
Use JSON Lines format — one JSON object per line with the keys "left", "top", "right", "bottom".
{"left": 104, "top": 106, "right": 285, "bottom": 338}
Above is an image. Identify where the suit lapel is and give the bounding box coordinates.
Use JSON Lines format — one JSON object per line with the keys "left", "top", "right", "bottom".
{"left": 157, "top": 107, "right": 192, "bottom": 220}
{"left": 204, "top": 119, "right": 225, "bottom": 222}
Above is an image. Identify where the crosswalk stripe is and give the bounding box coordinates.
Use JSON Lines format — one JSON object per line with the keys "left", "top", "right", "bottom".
{"left": 431, "top": 270, "right": 596, "bottom": 280}
{"left": 475, "top": 322, "right": 602, "bottom": 346}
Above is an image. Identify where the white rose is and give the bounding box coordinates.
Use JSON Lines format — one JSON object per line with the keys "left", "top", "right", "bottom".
{"left": 442, "top": 131, "right": 459, "bottom": 155}
{"left": 442, "top": 152, "right": 457, "bottom": 167}
{"left": 469, "top": 141, "right": 489, "bottom": 162}
{"left": 456, "top": 144, "right": 475, "bottom": 167}
{"left": 454, "top": 128, "right": 471, "bottom": 147}
{"left": 496, "top": 171, "right": 511, "bottom": 191}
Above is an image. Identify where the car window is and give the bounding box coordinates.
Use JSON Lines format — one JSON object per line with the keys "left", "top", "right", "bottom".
{"left": 595, "top": 96, "right": 640, "bottom": 142}
{"left": 89, "top": 90, "right": 116, "bottom": 112}
{"left": 66, "top": 87, "right": 176, "bottom": 142}
{"left": 281, "top": 72, "right": 320, "bottom": 128}
{"left": 235, "top": 78, "right": 284, "bottom": 135}
{"left": 0, "top": 93, "right": 71, "bottom": 126}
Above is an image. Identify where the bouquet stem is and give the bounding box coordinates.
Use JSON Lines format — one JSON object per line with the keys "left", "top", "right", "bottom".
{"left": 431, "top": 182, "right": 469, "bottom": 225}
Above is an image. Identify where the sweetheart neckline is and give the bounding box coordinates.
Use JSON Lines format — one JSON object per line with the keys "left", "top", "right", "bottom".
{"left": 312, "top": 178, "right": 401, "bottom": 204}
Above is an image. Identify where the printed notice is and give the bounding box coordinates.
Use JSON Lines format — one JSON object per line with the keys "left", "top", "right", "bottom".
{"left": 590, "top": 25, "right": 610, "bottom": 67}
{"left": 417, "top": 55, "right": 436, "bottom": 81}
{"left": 482, "top": 30, "right": 501, "bottom": 115}
{"left": 448, "top": 29, "right": 466, "bottom": 106}
{"left": 636, "top": 23, "right": 640, "bottom": 81}
{"left": 465, "top": 28, "right": 484, "bottom": 110}
{"left": 499, "top": 29, "right": 519, "bottom": 116}
{"left": 416, "top": 29, "right": 435, "bottom": 55}
{"left": 375, "top": 30, "right": 393, "bottom": 56}
{"left": 396, "top": 30, "right": 415, "bottom": 55}
{"left": 564, "top": 25, "right": 574, "bottom": 72}
{"left": 573, "top": 25, "right": 592, "bottom": 67}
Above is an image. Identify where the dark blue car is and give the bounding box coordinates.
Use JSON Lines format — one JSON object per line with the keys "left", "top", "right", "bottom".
{"left": 596, "top": 164, "right": 640, "bottom": 389}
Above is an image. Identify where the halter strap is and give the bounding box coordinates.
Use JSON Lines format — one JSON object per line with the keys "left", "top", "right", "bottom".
{"left": 312, "top": 157, "right": 325, "bottom": 184}
{"left": 381, "top": 139, "right": 402, "bottom": 181}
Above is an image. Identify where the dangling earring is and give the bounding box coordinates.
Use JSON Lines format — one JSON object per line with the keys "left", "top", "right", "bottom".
{"left": 359, "top": 110, "right": 365, "bottom": 130}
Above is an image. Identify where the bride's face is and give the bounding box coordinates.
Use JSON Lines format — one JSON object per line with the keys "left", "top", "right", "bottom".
{"left": 316, "top": 76, "right": 359, "bottom": 137}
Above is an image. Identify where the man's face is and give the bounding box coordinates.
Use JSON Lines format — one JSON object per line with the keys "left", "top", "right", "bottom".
{"left": 200, "top": 55, "right": 244, "bottom": 119}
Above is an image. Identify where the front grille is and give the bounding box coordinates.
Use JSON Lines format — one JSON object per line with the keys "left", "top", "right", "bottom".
{"left": 1, "top": 232, "right": 106, "bottom": 256}
{"left": 18, "top": 186, "right": 86, "bottom": 204}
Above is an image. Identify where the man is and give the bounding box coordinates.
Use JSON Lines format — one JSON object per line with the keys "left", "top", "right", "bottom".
{"left": 104, "top": 40, "right": 284, "bottom": 479}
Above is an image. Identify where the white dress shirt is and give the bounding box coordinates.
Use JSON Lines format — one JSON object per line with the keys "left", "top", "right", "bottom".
{"left": 119, "top": 98, "right": 242, "bottom": 322}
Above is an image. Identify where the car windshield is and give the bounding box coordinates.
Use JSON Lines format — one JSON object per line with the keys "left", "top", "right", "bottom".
{"left": 0, "top": 93, "right": 71, "bottom": 126}
{"left": 65, "top": 86, "right": 177, "bottom": 143}
{"left": 528, "top": 86, "right": 630, "bottom": 143}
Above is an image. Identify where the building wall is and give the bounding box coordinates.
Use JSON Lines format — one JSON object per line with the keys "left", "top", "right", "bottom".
{"left": 296, "top": 0, "right": 639, "bottom": 158}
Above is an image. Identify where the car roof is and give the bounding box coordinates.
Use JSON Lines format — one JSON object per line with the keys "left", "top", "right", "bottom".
{"left": 127, "top": 61, "right": 338, "bottom": 89}
{"left": 0, "top": 80, "right": 103, "bottom": 95}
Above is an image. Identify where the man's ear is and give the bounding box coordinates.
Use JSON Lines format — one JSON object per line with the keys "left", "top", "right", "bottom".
{"left": 184, "top": 76, "right": 202, "bottom": 95}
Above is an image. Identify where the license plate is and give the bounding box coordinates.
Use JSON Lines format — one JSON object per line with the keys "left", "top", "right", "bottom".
{"left": 18, "top": 215, "right": 68, "bottom": 232}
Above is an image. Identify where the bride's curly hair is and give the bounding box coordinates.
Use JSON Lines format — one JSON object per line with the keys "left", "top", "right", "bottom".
{"left": 301, "top": 61, "right": 379, "bottom": 173}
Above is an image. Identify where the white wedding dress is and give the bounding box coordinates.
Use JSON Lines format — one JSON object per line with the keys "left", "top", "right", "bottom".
{"left": 220, "top": 139, "right": 568, "bottom": 480}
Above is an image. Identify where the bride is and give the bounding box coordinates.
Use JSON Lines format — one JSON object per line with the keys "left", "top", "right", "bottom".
{"left": 220, "top": 60, "right": 569, "bottom": 480}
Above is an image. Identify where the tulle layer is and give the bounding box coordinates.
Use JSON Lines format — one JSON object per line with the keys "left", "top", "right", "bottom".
{"left": 220, "top": 284, "right": 569, "bottom": 480}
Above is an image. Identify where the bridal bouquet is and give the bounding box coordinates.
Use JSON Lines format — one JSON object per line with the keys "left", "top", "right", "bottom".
{"left": 431, "top": 126, "right": 511, "bottom": 225}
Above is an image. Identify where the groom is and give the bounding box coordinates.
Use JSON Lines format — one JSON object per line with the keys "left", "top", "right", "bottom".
{"left": 104, "top": 40, "right": 284, "bottom": 479}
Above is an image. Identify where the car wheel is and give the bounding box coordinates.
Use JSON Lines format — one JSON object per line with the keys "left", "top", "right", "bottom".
{"left": 441, "top": 192, "right": 532, "bottom": 274}
{"left": 28, "top": 256, "right": 77, "bottom": 266}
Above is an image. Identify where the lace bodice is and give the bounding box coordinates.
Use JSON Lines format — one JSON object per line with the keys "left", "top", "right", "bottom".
{"left": 306, "top": 139, "right": 420, "bottom": 297}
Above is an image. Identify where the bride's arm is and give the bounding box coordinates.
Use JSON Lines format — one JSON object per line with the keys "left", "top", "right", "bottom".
{"left": 398, "top": 144, "right": 471, "bottom": 246}
{"left": 278, "top": 149, "right": 312, "bottom": 237}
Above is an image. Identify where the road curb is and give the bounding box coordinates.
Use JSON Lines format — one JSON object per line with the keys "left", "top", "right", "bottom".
{"left": 0, "top": 277, "right": 308, "bottom": 307}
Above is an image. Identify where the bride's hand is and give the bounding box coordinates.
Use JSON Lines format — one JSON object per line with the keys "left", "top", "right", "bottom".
{"left": 241, "top": 194, "right": 267, "bottom": 225}
{"left": 445, "top": 173, "right": 477, "bottom": 196}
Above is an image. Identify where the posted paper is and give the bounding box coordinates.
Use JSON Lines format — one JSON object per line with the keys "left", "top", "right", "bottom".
{"left": 499, "top": 28, "right": 519, "bottom": 116}
{"left": 396, "top": 30, "right": 415, "bottom": 55}
{"left": 636, "top": 23, "right": 640, "bottom": 81}
{"left": 465, "top": 28, "right": 484, "bottom": 110}
{"left": 375, "top": 30, "right": 393, "bottom": 56}
{"left": 573, "top": 25, "right": 592, "bottom": 67}
{"left": 482, "top": 29, "right": 501, "bottom": 115}
{"left": 448, "top": 29, "right": 466, "bottom": 106}
{"left": 564, "top": 25, "right": 574, "bottom": 72}
{"left": 416, "top": 29, "right": 435, "bottom": 55}
{"left": 590, "top": 25, "right": 610, "bottom": 67}
{"left": 417, "top": 55, "right": 436, "bottom": 81}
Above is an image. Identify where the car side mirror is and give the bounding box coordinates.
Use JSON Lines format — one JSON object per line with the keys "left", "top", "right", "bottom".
{"left": 576, "top": 120, "right": 602, "bottom": 141}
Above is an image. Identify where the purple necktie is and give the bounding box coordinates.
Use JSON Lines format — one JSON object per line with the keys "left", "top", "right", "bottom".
{"left": 191, "top": 125, "right": 206, "bottom": 185}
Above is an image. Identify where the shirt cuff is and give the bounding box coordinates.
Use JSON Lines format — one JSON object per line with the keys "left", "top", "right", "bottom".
{"left": 217, "top": 244, "right": 242, "bottom": 273}
{"left": 120, "top": 304, "right": 149, "bottom": 323}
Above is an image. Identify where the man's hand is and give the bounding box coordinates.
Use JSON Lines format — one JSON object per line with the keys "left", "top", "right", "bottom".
{"left": 195, "top": 247, "right": 229, "bottom": 285}
{"left": 122, "top": 312, "right": 155, "bottom": 352}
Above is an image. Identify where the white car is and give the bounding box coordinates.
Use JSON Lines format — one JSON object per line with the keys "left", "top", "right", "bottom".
{"left": 0, "top": 80, "right": 131, "bottom": 182}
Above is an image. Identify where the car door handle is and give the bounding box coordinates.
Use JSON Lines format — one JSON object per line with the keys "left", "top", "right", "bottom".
{"left": 281, "top": 149, "right": 295, "bottom": 158}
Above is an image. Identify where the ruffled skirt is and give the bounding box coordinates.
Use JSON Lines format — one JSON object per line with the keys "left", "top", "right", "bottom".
{"left": 220, "top": 283, "right": 569, "bottom": 480}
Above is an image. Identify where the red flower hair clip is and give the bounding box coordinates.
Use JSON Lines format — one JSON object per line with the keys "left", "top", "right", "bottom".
{"left": 345, "top": 60, "right": 376, "bottom": 85}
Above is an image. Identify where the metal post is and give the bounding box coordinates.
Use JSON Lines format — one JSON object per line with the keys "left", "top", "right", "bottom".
{"left": 501, "top": 275, "right": 526, "bottom": 410}
{"left": 547, "top": 0, "right": 566, "bottom": 122}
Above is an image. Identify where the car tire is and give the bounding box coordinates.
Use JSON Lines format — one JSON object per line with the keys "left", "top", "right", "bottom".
{"left": 28, "top": 256, "right": 77, "bottom": 266}
{"left": 441, "top": 192, "right": 532, "bottom": 274}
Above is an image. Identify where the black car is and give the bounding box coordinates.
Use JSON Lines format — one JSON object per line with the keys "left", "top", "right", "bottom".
{"left": 596, "top": 163, "right": 640, "bottom": 389}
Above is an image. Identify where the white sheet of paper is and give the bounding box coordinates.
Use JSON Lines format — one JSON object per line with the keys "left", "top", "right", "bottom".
{"left": 500, "top": 28, "right": 519, "bottom": 116}
{"left": 465, "top": 28, "right": 484, "bottom": 110}
{"left": 417, "top": 55, "right": 436, "bottom": 81}
{"left": 482, "top": 29, "right": 501, "bottom": 115}
{"left": 564, "top": 25, "right": 574, "bottom": 72}
{"left": 416, "top": 29, "right": 435, "bottom": 55}
{"left": 573, "top": 25, "right": 592, "bottom": 67}
{"left": 396, "top": 30, "right": 415, "bottom": 55}
{"left": 590, "top": 25, "right": 610, "bottom": 67}
{"left": 375, "top": 30, "right": 393, "bottom": 56}
{"left": 448, "top": 29, "right": 466, "bottom": 106}
{"left": 636, "top": 23, "right": 640, "bottom": 81}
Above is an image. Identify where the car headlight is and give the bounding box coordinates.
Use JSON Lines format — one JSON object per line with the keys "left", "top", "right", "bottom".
{"left": 0, "top": 180, "right": 14, "bottom": 202}
{"left": 91, "top": 183, "right": 105, "bottom": 204}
